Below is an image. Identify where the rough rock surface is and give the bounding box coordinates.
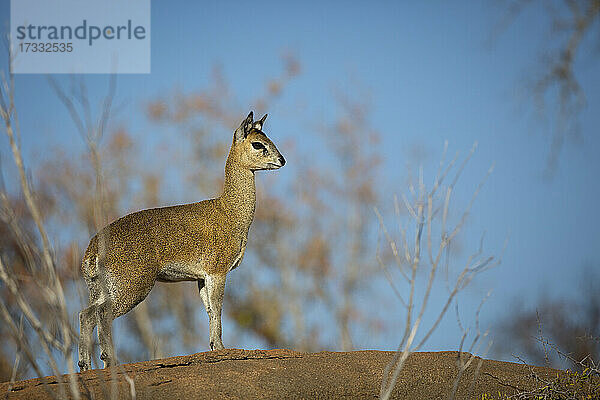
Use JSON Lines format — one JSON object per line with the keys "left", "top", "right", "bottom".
{"left": 0, "top": 349, "right": 562, "bottom": 399}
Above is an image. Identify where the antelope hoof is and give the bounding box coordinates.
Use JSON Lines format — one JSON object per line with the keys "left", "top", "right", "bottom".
{"left": 210, "top": 341, "right": 225, "bottom": 351}
{"left": 78, "top": 360, "right": 90, "bottom": 371}
{"left": 100, "top": 352, "right": 114, "bottom": 367}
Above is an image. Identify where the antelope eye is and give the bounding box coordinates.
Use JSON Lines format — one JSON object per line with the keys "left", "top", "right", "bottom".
{"left": 252, "top": 142, "right": 265, "bottom": 150}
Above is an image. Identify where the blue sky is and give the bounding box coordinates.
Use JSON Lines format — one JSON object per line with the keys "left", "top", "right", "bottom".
{"left": 1, "top": 0, "right": 599, "bottom": 362}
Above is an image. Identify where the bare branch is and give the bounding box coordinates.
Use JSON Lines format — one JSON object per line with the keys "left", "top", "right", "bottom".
{"left": 379, "top": 143, "right": 498, "bottom": 400}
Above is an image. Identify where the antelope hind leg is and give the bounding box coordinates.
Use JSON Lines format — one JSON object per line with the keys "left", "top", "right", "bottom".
{"left": 78, "top": 303, "right": 97, "bottom": 371}
{"left": 97, "top": 300, "right": 116, "bottom": 368}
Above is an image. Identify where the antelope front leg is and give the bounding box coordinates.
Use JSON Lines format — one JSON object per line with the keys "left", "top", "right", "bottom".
{"left": 198, "top": 279, "right": 213, "bottom": 334}
{"left": 205, "top": 274, "right": 226, "bottom": 350}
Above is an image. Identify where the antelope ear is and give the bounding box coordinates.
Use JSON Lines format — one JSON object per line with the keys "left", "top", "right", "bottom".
{"left": 234, "top": 111, "right": 254, "bottom": 142}
{"left": 253, "top": 113, "right": 268, "bottom": 131}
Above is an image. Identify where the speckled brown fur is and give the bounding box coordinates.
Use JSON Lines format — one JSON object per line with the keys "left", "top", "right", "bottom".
{"left": 78, "top": 112, "right": 285, "bottom": 371}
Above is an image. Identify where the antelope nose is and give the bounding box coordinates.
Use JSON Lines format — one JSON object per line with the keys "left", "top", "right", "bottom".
{"left": 279, "top": 155, "right": 286, "bottom": 166}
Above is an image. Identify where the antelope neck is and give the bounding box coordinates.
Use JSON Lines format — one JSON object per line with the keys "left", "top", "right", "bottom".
{"left": 219, "top": 156, "right": 256, "bottom": 226}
